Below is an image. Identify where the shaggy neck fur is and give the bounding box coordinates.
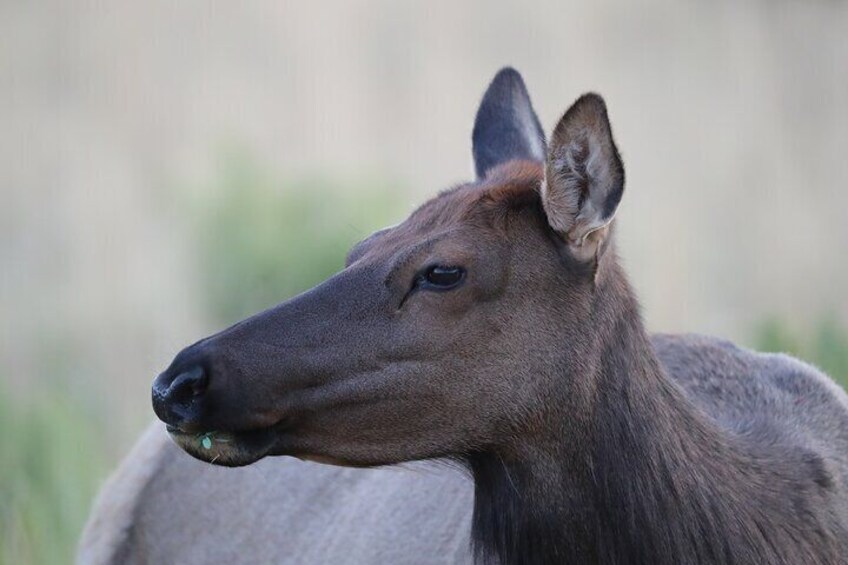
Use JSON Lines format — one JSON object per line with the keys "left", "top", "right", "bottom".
{"left": 468, "top": 260, "right": 843, "bottom": 565}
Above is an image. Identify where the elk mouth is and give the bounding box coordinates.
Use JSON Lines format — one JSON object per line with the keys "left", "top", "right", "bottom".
{"left": 165, "top": 422, "right": 282, "bottom": 467}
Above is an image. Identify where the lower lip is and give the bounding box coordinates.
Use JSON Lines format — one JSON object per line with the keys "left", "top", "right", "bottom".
{"left": 165, "top": 423, "right": 279, "bottom": 466}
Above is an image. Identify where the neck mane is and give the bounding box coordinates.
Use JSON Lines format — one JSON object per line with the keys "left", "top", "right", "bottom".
{"left": 467, "top": 262, "right": 840, "bottom": 565}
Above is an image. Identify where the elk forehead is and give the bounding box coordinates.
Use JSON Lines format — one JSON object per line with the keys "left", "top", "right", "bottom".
{"left": 413, "top": 161, "right": 545, "bottom": 228}
{"left": 347, "top": 161, "right": 545, "bottom": 269}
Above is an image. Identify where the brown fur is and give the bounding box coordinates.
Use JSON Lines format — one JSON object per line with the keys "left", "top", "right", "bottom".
{"left": 146, "top": 68, "right": 848, "bottom": 564}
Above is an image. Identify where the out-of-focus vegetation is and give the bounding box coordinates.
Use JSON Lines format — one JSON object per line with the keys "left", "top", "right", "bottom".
{"left": 0, "top": 162, "right": 405, "bottom": 564}
{"left": 0, "top": 381, "right": 107, "bottom": 565}
{"left": 191, "top": 153, "right": 405, "bottom": 325}
{"left": 753, "top": 316, "right": 848, "bottom": 389}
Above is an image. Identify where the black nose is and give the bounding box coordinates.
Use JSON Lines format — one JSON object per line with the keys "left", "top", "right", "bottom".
{"left": 152, "top": 365, "right": 208, "bottom": 429}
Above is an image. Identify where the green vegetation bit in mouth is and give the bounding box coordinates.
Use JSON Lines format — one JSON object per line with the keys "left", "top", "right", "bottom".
{"left": 196, "top": 431, "right": 232, "bottom": 450}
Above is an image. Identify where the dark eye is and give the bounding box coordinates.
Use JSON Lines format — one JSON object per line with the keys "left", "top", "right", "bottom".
{"left": 418, "top": 265, "right": 465, "bottom": 290}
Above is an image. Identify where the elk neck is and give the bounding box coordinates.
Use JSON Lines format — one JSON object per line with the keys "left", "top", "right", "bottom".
{"left": 467, "top": 258, "right": 839, "bottom": 565}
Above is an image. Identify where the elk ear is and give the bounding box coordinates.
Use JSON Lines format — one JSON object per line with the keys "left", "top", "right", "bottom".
{"left": 472, "top": 67, "right": 546, "bottom": 180}
{"left": 543, "top": 93, "right": 624, "bottom": 263}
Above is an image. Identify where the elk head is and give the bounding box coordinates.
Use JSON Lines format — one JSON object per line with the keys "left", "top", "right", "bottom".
{"left": 152, "top": 68, "right": 625, "bottom": 468}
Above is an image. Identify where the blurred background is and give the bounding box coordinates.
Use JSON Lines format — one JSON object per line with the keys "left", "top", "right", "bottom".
{"left": 2, "top": 1, "right": 848, "bottom": 561}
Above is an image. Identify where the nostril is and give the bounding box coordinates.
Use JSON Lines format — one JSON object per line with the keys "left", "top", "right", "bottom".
{"left": 151, "top": 364, "right": 208, "bottom": 428}
{"left": 167, "top": 365, "right": 208, "bottom": 401}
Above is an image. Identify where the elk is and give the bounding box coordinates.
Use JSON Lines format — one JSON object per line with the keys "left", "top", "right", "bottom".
{"left": 82, "top": 68, "right": 848, "bottom": 564}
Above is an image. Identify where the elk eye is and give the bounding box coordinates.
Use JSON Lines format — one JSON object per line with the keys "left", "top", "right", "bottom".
{"left": 419, "top": 266, "right": 465, "bottom": 290}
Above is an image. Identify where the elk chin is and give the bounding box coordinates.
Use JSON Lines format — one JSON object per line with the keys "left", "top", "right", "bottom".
{"left": 165, "top": 424, "right": 278, "bottom": 467}
{"left": 292, "top": 453, "right": 374, "bottom": 467}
